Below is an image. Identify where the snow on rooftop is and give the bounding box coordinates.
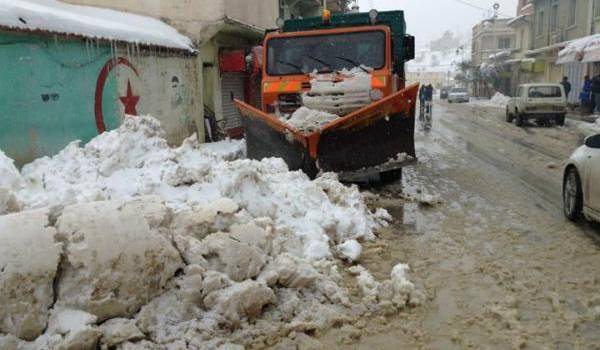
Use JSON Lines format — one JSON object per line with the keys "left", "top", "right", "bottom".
{"left": 0, "top": 0, "right": 195, "bottom": 52}
{"left": 558, "top": 34, "right": 600, "bottom": 64}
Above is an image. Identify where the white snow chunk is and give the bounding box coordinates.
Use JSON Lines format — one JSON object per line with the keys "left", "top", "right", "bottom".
{"left": 0, "top": 149, "right": 21, "bottom": 190}
{"left": 47, "top": 308, "right": 97, "bottom": 336}
{"left": 203, "top": 280, "right": 276, "bottom": 326}
{"left": 0, "top": 209, "right": 60, "bottom": 341}
{"left": 0, "top": 0, "right": 194, "bottom": 51}
{"left": 281, "top": 106, "right": 340, "bottom": 132}
{"left": 336, "top": 239, "right": 362, "bottom": 262}
{"left": 470, "top": 92, "right": 510, "bottom": 109}
{"left": 99, "top": 318, "right": 145, "bottom": 347}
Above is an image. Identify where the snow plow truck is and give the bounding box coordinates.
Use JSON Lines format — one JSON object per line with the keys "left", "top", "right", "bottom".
{"left": 234, "top": 9, "right": 417, "bottom": 182}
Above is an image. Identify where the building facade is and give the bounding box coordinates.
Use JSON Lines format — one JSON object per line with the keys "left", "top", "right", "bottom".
{"left": 528, "top": 0, "right": 597, "bottom": 103}
{"left": 471, "top": 18, "right": 517, "bottom": 96}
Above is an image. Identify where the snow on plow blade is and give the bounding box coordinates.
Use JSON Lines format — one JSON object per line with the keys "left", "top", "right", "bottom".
{"left": 235, "top": 83, "right": 418, "bottom": 180}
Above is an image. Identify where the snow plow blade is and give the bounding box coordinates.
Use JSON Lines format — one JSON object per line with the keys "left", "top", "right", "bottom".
{"left": 235, "top": 83, "right": 418, "bottom": 181}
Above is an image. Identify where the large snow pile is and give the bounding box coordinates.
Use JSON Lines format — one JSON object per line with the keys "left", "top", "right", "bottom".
{"left": 0, "top": 0, "right": 194, "bottom": 51}
{"left": 0, "top": 116, "right": 419, "bottom": 349}
{"left": 470, "top": 92, "right": 510, "bottom": 109}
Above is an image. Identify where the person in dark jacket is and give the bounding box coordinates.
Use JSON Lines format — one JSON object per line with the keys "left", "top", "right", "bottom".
{"left": 419, "top": 85, "right": 426, "bottom": 119}
{"left": 561, "top": 76, "right": 572, "bottom": 99}
{"left": 580, "top": 75, "right": 592, "bottom": 111}
{"left": 592, "top": 74, "right": 600, "bottom": 113}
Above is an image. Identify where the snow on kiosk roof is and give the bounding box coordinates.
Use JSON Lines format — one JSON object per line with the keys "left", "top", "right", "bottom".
{"left": 0, "top": 0, "right": 195, "bottom": 52}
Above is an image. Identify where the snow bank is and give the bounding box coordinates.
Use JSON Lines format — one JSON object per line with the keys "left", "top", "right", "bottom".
{"left": 0, "top": 150, "right": 22, "bottom": 215}
{"left": 0, "top": 0, "right": 194, "bottom": 51}
{"left": 0, "top": 116, "right": 414, "bottom": 348}
{"left": 470, "top": 92, "right": 510, "bottom": 109}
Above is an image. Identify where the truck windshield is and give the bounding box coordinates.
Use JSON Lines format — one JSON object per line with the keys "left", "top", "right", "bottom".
{"left": 266, "top": 31, "right": 386, "bottom": 75}
{"left": 528, "top": 86, "right": 562, "bottom": 98}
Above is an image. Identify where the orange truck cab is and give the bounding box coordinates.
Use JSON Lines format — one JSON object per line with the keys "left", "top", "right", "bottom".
{"left": 235, "top": 10, "right": 418, "bottom": 182}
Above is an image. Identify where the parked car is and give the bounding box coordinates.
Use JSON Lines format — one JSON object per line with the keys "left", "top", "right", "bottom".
{"left": 447, "top": 87, "right": 469, "bottom": 103}
{"left": 440, "top": 86, "right": 450, "bottom": 99}
{"left": 506, "top": 84, "right": 567, "bottom": 127}
{"left": 563, "top": 134, "right": 600, "bottom": 222}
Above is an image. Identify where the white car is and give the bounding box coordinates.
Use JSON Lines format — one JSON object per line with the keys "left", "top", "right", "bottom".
{"left": 506, "top": 83, "right": 567, "bottom": 127}
{"left": 447, "top": 87, "right": 470, "bottom": 103}
{"left": 563, "top": 134, "right": 600, "bottom": 222}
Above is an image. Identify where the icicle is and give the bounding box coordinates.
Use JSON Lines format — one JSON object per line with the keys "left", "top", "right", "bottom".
{"left": 126, "top": 43, "right": 131, "bottom": 60}
{"left": 53, "top": 34, "right": 58, "bottom": 47}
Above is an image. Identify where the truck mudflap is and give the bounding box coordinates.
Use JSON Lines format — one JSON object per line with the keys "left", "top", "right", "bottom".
{"left": 235, "top": 83, "right": 419, "bottom": 180}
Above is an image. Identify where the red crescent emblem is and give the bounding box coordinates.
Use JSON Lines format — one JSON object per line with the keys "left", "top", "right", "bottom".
{"left": 94, "top": 58, "right": 139, "bottom": 133}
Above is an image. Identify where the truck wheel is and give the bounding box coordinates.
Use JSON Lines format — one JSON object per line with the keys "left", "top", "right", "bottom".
{"left": 556, "top": 114, "right": 565, "bottom": 126}
{"left": 563, "top": 168, "right": 582, "bottom": 221}
{"left": 505, "top": 107, "right": 513, "bottom": 122}
{"left": 515, "top": 114, "right": 525, "bottom": 127}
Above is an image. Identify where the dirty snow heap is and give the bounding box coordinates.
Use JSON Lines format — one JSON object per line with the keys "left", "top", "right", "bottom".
{"left": 0, "top": 116, "right": 419, "bottom": 349}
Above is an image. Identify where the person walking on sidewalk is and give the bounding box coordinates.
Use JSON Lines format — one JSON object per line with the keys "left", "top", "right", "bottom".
{"left": 580, "top": 75, "right": 592, "bottom": 112}
{"left": 561, "top": 76, "right": 572, "bottom": 100}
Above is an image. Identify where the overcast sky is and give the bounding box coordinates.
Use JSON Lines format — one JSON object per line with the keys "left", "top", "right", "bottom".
{"left": 357, "top": 0, "right": 518, "bottom": 45}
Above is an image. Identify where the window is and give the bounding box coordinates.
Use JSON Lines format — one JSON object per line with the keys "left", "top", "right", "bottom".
{"left": 550, "top": 1, "right": 558, "bottom": 32}
{"left": 498, "top": 37, "right": 511, "bottom": 49}
{"left": 537, "top": 10, "right": 545, "bottom": 36}
{"left": 517, "top": 87, "right": 522, "bottom": 97}
{"left": 266, "top": 31, "right": 386, "bottom": 75}
{"left": 568, "top": 0, "right": 577, "bottom": 26}
{"left": 528, "top": 86, "right": 562, "bottom": 98}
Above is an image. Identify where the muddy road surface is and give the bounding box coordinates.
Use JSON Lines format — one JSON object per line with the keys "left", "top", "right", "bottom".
{"left": 316, "top": 101, "right": 600, "bottom": 349}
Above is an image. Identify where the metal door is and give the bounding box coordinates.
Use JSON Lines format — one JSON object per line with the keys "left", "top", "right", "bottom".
{"left": 221, "top": 72, "right": 246, "bottom": 130}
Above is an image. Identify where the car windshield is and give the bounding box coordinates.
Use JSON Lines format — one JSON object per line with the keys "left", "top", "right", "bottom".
{"left": 451, "top": 88, "right": 468, "bottom": 93}
{"left": 528, "top": 86, "right": 562, "bottom": 98}
{"left": 266, "top": 31, "right": 386, "bottom": 75}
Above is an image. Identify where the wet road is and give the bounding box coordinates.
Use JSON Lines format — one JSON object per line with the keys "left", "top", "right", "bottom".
{"left": 319, "top": 100, "right": 600, "bottom": 349}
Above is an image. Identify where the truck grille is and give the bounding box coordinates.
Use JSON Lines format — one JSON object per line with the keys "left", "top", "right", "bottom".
{"left": 278, "top": 94, "right": 302, "bottom": 114}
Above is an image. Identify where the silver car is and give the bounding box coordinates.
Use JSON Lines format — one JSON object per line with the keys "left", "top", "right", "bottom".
{"left": 447, "top": 87, "right": 470, "bottom": 103}
{"left": 563, "top": 134, "right": 600, "bottom": 222}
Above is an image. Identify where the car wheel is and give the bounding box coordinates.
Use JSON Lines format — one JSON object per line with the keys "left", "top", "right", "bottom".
{"left": 516, "top": 114, "right": 524, "bottom": 127}
{"left": 505, "top": 107, "right": 513, "bottom": 122}
{"left": 563, "top": 168, "right": 583, "bottom": 221}
{"left": 556, "top": 114, "right": 565, "bottom": 126}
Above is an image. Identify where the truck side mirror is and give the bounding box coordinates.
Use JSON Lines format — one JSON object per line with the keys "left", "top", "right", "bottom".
{"left": 403, "top": 35, "right": 415, "bottom": 61}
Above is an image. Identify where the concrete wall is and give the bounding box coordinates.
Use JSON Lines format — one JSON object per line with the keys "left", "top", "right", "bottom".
{"left": 0, "top": 30, "right": 202, "bottom": 165}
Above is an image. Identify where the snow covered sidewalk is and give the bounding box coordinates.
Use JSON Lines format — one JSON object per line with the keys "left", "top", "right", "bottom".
{"left": 0, "top": 116, "right": 419, "bottom": 349}
{"left": 468, "top": 92, "right": 511, "bottom": 109}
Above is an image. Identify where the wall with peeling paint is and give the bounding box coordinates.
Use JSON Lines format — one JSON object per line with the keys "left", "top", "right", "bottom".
{"left": 0, "top": 30, "right": 202, "bottom": 166}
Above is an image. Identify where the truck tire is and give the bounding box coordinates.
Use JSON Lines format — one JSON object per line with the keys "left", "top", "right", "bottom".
{"left": 516, "top": 114, "right": 525, "bottom": 127}
{"left": 563, "top": 167, "right": 582, "bottom": 221}
{"left": 556, "top": 114, "right": 565, "bottom": 126}
{"left": 505, "top": 107, "right": 513, "bottom": 123}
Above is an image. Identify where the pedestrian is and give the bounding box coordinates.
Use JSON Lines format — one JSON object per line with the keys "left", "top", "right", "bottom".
{"left": 425, "top": 84, "right": 434, "bottom": 114}
{"left": 592, "top": 74, "right": 600, "bottom": 113}
{"left": 580, "top": 75, "right": 592, "bottom": 112}
{"left": 419, "top": 84, "right": 427, "bottom": 120}
{"left": 561, "top": 76, "right": 572, "bottom": 99}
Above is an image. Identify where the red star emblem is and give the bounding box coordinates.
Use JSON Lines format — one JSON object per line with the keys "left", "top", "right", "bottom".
{"left": 119, "top": 80, "right": 140, "bottom": 115}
